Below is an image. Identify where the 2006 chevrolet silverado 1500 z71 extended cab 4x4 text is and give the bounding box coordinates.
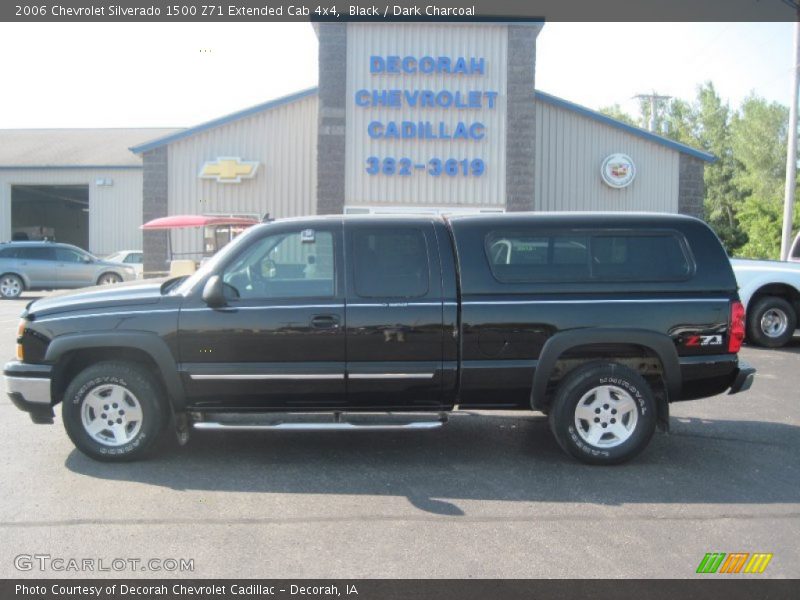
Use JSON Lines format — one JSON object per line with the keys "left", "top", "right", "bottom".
{"left": 5, "top": 213, "right": 755, "bottom": 464}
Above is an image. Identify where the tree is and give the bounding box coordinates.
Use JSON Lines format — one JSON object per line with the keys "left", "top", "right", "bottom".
{"left": 599, "top": 104, "right": 638, "bottom": 127}
{"left": 604, "top": 83, "right": 796, "bottom": 258}
{"left": 661, "top": 82, "right": 747, "bottom": 253}
{"left": 730, "top": 95, "right": 797, "bottom": 258}
{"left": 662, "top": 97, "right": 698, "bottom": 145}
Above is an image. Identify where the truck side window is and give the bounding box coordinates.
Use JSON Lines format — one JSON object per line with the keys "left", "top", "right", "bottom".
{"left": 485, "top": 232, "right": 590, "bottom": 282}
{"left": 352, "top": 228, "right": 429, "bottom": 298}
{"left": 222, "top": 230, "right": 335, "bottom": 299}
{"left": 591, "top": 235, "right": 691, "bottom": 281}
{"left": 485, "top": 230, "right": 693, "bottom": 283}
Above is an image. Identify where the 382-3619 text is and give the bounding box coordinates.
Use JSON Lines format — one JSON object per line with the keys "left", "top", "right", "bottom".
{"left": 366, "top": 157, "right": 486, "bottom": 177}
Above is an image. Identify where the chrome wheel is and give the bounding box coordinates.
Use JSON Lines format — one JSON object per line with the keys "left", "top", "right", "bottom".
{"left": 0, "top": 275, "right": 22, "bottom": 298}
{"left": 573, "top": 384, "right": 639, "bottom": 448}
{"left": 80, "top": 384, "right": 143, "bottom": 447}
{"left": 760, "top": 308, "right": 789, "bottom": 338}
{"left": 97, "top": 273, "right": 122, "bottom": 285}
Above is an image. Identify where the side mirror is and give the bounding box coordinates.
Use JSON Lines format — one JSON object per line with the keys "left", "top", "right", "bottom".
{"left": 202, "top": 275, "right": 226, "bottom": 308}
{"left": 82, "top": 256, "right": 93, "bottom": 263}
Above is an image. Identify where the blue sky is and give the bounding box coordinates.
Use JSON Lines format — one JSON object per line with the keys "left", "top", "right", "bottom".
{"left": 0, "top": 22, "right": 793, "bottom": 128}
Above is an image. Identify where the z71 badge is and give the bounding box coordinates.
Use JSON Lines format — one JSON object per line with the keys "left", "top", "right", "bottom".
{"left": 684, "top": 334, "right": 724, "bottom": 347}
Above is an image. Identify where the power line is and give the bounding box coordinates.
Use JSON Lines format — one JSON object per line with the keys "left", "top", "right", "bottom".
{"left": 633, "top": 93, "right": 673, "bottom": 131}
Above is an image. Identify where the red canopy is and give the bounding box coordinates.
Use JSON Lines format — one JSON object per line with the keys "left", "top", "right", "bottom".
{"left": 141, "top": 215, "right": 259, "bottom": 230}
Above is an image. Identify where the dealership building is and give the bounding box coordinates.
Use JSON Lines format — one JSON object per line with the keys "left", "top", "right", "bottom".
{"left": 0, "top": 22, "right": 714, "bottom": 272}
{"left": 0, "top": 128, "right": 176, "bottom": 256}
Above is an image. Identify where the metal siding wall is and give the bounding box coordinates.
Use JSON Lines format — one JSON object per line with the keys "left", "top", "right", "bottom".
{"left": 535, "top": 102, "right": 680, "bottom": 213}
{"left": 91, "top": 170, "right": 145, "bottom": 254}
{"left": 167, "top": 95, "right": 318, "bottom": 257}
{"left": 345, "top": 23, "right": 508, "bottom": 208}
{"left": 0, "top": 168, "right": 143, "bottom": 255}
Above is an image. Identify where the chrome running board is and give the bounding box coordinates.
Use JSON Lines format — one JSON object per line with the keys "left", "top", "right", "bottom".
{"left": 191, "top": 411, "right": 448, "bottom": 432}
{"left": 193, "top": 421, "right": 445, "bottom": 431}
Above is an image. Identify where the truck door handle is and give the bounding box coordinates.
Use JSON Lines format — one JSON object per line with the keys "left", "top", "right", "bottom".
{"left": 310, "top": 314, "right": 340, "bottom": 329}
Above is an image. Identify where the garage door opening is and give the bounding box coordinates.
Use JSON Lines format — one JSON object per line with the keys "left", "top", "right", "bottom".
{"left": 11, "top": 184, "right": 89, "bottom": 249}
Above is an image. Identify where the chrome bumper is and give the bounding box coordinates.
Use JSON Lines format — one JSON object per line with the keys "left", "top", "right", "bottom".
{"left": 5, "top": 375, "right": 51, "bottom": 404}
{"left": 4, "top": 361, "right": 54, "bottom": 424}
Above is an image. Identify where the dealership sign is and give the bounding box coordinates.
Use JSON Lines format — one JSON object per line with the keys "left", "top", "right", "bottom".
{"left": 199, "top": 157, "right": 259, "bottom": 183}
{"left": 600, "top": 153, "right": 636, "bottom": 188}
{"left": 353, "top": 53, "right": 498, "bottom": 179}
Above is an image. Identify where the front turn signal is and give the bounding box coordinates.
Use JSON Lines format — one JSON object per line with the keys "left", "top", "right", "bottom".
{"left": 15, "top": 319, "right": 25, "bottom": 361}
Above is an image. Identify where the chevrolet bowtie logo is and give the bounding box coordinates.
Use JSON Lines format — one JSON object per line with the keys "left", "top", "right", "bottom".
{"left": 199, "top": 157, "right": 259, "bottom": 183}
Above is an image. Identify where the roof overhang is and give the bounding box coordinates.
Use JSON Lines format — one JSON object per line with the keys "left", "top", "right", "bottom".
{"left": 535, "top": 91, "right": 716, "bottom": 163}
{"left": 129, "top": 87, "right": 318, "bottom": 155}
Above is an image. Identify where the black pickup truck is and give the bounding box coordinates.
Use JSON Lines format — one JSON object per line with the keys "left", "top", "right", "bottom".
{"left": 4, "top": 213, "right": 755, "bottom": 464}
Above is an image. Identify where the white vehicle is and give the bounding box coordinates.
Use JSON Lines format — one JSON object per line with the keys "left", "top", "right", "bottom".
{"left": 731, "top": 258, "right": 800, "bottom": 347}
{"left": 103, "top": 250, "right": 143, "bottom": 278}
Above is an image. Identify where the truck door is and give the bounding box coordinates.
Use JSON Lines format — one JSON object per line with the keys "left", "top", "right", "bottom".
{"left": 177, "top": 223, "right": 346, "bottom": 409}
{"left": 344, "top": 221, "right": 445, "bottom": 409}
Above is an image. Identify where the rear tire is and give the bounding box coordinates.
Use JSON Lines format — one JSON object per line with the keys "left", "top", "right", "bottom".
{"left": 747, "top": 296, "right": 796, "bottom": 348}
{"left": 0, "top": 273, "right": 24, "bottom": 299}
{"left": 548, "top": 362, "right": 657, "bottom": 465}
{"left": 62, "top": 361, "right": 168, "bottom": 461}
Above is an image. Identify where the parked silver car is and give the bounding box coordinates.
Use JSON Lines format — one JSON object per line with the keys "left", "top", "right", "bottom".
{"left": 0, "top": 242, "right": 137, "bottom": 299}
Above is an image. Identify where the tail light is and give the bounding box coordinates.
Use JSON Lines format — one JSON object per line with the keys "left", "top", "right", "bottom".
{"left": 728, "top": 301, "right": 745, "bottom": 353}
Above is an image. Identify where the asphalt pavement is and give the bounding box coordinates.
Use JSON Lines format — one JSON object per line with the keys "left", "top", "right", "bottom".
{"left": 0, "top": 291, "right": 797, "bottom": 578}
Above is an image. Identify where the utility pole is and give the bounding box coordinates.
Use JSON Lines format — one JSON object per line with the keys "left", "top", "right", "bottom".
{"left": 781, "top": 18, "right": 800, "bottom": 261}
{"left": 633, "top": 92, "right": 672, "bottom": 132}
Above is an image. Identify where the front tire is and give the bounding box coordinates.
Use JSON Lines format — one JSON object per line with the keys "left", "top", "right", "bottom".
{"left": 62, "top": 361, "right": 167, "bottom": 461}
{"left": 97, "top": 272, "right": 122, "bottom": 285}
{"left": 747, "top": 296, "right": 796, "bottom": 348}
{"left": 549, "top": 362, "right": 657, "bottom": 465}
{"left": 0, "top": 273, "right": 24, "bottom": 299}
